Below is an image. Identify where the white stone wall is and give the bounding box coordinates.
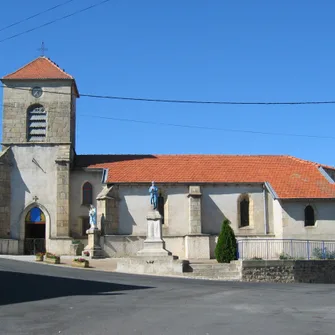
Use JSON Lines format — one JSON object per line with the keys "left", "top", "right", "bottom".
{"left": 118, "top": 185, "right": 189, "bottom": 236}
{"left": 10, "top": 145, "right": 59, "bottom": 240}
{"left": 266, "top": 191, "right": 274, "bottom": 234}
{"left": 46, "top": 238, "right": 87, "bottom": 256}
{"left": 3, "top": 77, "right": 78, "bottom": 250}
{"left": 272, "top": 199, "right": 284, "bottom": 238}
{"left": 69, "top": 169, "right": 104, "bottom": 236}
{"left": 107, "top": 183, "right": 280, "bottom": 259}
{"left": 102, "top": 235, "right": 185, "bottom": 259}
{"left": 281, "top": 201, "right": 335, "bottom": 240}
{"left": 201, "top": 184, "right": 266, "bottom": 235}
{"left": 0, "top": 239, "right": 19, "bottom": 254}
{"left": 117, "top": 183, "right": 270, "bottom": 237}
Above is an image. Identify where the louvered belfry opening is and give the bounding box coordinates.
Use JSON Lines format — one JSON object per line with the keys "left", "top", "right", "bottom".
{"left": 27, "top": 104, "right": 47, "bottom": 141}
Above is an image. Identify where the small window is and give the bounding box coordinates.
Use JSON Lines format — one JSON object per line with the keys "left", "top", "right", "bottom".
{"left": 158, "top": 193, "right": 165, "bottom": 223}
{"left": 27, "top": 104, "right": 47, "bottom": 142}
{"left": 82, "top": 182, "right": 93, "bottom": 205}
{"left": 82, "top": 217, "right": 90, "bottom": 235}
{"left": 304, "top": 205, "right": 315, "bottom": 227}
{"left": 239, "top": 196, "right": 249, "bottom": 227}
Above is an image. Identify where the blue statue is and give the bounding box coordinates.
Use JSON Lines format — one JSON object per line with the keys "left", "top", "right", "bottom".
{"left": 149, "top": 181, "right": 158, "bottom": 210}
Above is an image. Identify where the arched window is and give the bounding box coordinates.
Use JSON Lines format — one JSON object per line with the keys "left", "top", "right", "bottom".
{"left": 158, "top": 192, "right": 165, "bottom": 223}
{"left": 304, "top": 205, "right": 315, "bottom": 226}
{"left": 25, "top": 207, "right": 46, "bottom": 224}
{"left": 27, "top": 104, "right": 47, "bottom": 142}
{"left": 239, "top": 195, "right": 249, "bottom": 227}
{"left": 82, "top": 182, "right": 93, "bottom": 205}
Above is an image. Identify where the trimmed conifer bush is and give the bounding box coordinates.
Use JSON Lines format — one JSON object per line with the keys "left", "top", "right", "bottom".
{"left": 215, "top": 219, "right": 237, "bottom": 263}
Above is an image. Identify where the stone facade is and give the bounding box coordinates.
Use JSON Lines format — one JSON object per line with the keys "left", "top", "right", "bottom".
{"left": 0, "top": 148, "right": 11, "bottom": 238}
{"left": 56, "top": 161, "right": 70, "bottom": 236}
{"left": 0, "top": 75, "right": 77, "bottom": 254}
{"left": 188, "top": 186, "right": 202, "bottom": 234}
{"left": 0, "top": 239, "right": 18, "bottom": 254}
{"left": 3, "top": 57, "right": 335, "bottom": 261}
{"left": 96, "top": 186, "right": 119, "bottom": 235}
{"left": 242, "top": 260, "right": 335, "bottom": 283}
{"left": 1, "top": 81, "right": 75, "bottom": 144}
{"left": 56, "top": 145, "right": 71, "bottom": 237}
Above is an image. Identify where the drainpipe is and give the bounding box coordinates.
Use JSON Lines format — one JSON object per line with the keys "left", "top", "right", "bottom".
{"left": 263, "top": 184, "right": 268, "bottom": 235}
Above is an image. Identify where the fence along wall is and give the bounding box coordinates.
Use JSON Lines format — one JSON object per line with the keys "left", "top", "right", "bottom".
{"left": 238, "top": 239, "right": 335, "bottom": 260}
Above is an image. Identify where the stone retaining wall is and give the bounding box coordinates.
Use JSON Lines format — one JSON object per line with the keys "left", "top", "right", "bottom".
{"left": 0, "top": 239, "right": 19, "bottom": 254}
{"left": 242, "top": 260, "right": 335, "bottom": 283}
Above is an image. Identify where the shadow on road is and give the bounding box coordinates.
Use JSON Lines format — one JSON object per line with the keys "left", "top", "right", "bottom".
{"left": 0, "top": 270, "right": 153, "bottom": 306}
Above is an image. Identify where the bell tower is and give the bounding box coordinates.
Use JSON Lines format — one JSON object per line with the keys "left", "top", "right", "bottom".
{"left": 1, "top": 56, "right": 79, "bottom": 253}
{"left": 1, "top": 56, "right": 79, "bottom": 147}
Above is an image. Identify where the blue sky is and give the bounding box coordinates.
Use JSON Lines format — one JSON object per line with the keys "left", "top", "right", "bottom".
{"left": 1, "top": 1, "right": 335, "bottom": 165}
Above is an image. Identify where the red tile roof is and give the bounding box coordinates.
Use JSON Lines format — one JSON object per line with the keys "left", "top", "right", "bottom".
{"left": 2, "top": 56, "right": 79, "bottom": 96}
{"left": 75, "top": 154, "right": 335, "bottom": 199}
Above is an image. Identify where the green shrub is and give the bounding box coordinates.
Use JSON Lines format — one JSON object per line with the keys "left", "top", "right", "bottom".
{"left": 279, "top": 253, "right": 294, "bottom": 260}
{"left": 214, "top": 219, "right": 237, "bottom": 263}
{"left": 313, "top": 247, "right": 335, "bottom": 260}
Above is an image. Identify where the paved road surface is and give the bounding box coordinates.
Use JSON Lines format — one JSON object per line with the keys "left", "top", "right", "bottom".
{"left": 1, "top": 258, "right": 335, "bottom": 335}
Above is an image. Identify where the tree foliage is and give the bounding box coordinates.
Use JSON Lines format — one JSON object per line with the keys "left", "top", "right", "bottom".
{"left": 214, "top": 219, "right": 237, "bottom": 263}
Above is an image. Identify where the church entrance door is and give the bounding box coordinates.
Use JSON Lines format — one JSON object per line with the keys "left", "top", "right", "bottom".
{"left": 24, "top": 207, "right": 46, "bottom": 255}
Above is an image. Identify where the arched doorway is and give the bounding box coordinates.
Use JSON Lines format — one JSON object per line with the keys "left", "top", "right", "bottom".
{"left": 24, "top": 207, "right": 46, "bottom": 255}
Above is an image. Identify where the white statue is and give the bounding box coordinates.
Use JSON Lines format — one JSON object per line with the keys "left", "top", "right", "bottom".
{"left": 89, "top": 205, "right": 97, "bottom": 229}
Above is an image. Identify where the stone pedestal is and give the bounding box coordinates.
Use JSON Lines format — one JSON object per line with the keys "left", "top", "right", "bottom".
{"left": 69, "top": 241, "right": 84, "bottom": 256}
{"left": 83, "top": 228, "right": 104, "bottom": 259}
{"left": 185, "top": 234, "right": 210, "bottom": 259}
{"left": 137, "top": 210, "right": 171, "bottom": 257}
{"left": 116, "top": 209, "right": 187, "bottom": 275}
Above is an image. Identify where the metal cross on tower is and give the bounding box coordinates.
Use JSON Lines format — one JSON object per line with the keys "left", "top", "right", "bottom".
{"left": 38, "top": 42, "right": 48, "bottom": 56}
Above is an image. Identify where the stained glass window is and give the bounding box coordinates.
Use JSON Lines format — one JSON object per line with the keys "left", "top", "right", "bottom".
{"left": 82, "top": 182, "right": 93, "bottom": 205}
{"left": 25, "top": 207, "right": 46, "bottom": 224}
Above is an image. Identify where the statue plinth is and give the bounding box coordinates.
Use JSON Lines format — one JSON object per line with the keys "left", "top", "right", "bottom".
{"left": 115, "top": 189, "right": 187, "bottom": 276}
{"left": 83, "top": 227, "right": 104, "bottom": 259}
{"left": 137, "top": 209, "right": 171, "bottom": 257}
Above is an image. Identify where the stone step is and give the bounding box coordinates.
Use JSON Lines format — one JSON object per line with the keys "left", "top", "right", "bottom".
{"left": 186, "top": 270, "right": 241, "bottom": 276}
{"left": 186, "top": 262, "right": 241, "bottom": 273}
{"left": 189, "top": 264, "right": 238, "bottom": 271}
{"left": 182, "top": 260, "right": 241, "bottom": 281}
{"left": 183, "top": 271, "right": 241, "bottom": 281}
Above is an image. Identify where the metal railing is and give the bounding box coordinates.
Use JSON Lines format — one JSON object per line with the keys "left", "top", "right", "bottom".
{"left": 237, "top": 238, "right": 335, "bottom": 260}
{"left": 24, "top": 238, "right": 46, "bottom": 255}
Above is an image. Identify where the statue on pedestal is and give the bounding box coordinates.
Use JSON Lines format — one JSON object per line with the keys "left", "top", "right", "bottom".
{"left": 89, "top": 204, "right": 97, "bottom": 229}
{"left": 83, "top": 204, "right": 104, "bottom": 259}
{"left": 149, "top": 181, "right": 158, "bottom": 210}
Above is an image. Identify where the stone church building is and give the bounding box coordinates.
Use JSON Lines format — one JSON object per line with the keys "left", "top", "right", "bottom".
{"left": 1, "top": 56, "right": 335, "bottom": 259}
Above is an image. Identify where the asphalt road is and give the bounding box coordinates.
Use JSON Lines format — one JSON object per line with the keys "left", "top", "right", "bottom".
{"left": 1, "top": 258, "right": 335, "bottom": 335}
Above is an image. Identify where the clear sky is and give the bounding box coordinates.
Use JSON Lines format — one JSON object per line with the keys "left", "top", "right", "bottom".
{"left": 0, "top": 1, "right": 335, "bottom": 165}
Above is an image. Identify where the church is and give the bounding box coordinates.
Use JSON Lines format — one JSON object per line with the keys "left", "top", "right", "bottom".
{"left": 1, "top": 56, "right": 335, "bottom": 259}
